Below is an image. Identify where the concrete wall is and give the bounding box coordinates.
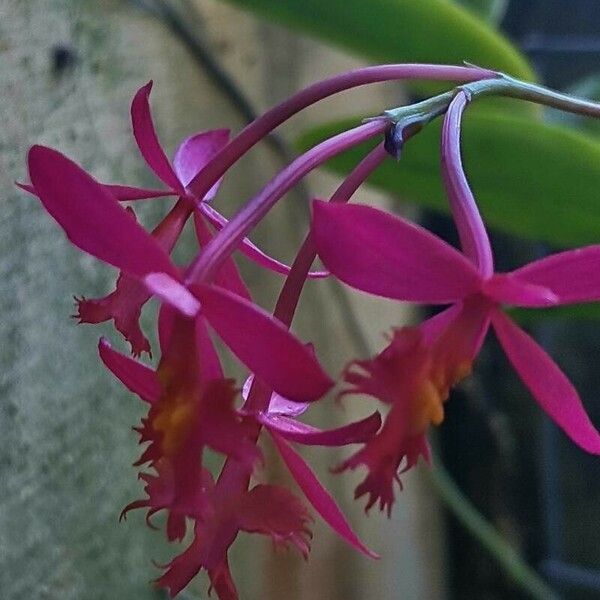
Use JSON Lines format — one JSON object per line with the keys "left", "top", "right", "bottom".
{"left": 0, "top": 1, "right": 445, "bottom": 598}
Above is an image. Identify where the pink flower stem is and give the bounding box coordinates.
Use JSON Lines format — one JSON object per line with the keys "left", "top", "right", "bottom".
{"left": 215, "top": 145, "right": 389, "bottom": 500}
{"left": 247, "top": 144, "right": 415, "bottom": 413}
{"left": 185, "top": 120, "right": 388, "bottom": 285}
{"left": 196, "top": 67, "right": 498, "bottom": 503}
{"left": 243, "top": 129, "right": 443, "bottom": 414}
{"left": 272, "top": 144, "right": 389, "bottom": 329}
{"left": 441, "top": 91, "right": 494, "bottom": 278}
{"left": 186, "top": 64, "right": 497, "bottom": 201}
{"left": 155, "top": 198, "right": 193, "bottom": 248}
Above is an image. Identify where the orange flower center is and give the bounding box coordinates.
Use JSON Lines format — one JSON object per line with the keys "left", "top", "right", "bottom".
{"left": 153, "top": 397, "right": 196, "bottom": 456}
{"left": 409, "top": 360, "right": 472, "bottom": 435}
{"left": 153, "top": 365, "right": 197, "bottom": 456}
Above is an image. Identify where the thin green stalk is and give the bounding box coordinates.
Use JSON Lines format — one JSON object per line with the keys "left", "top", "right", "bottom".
{"left": 385, "top": 71, "right": 600, "bottom": 125}
{"left": 425, "top": 459, "right": 559, "bottom": 600}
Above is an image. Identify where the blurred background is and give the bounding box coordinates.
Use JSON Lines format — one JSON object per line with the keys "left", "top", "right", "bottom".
{"left": 1, "top": 1, "right": 599, "bottom": 599}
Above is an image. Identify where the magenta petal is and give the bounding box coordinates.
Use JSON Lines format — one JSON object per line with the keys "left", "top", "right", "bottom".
{"left": 195, "top": 315, "right": 224, "bottom": 380}
{"left": 269, "top": 431, "right": 378, "bottom": 558}
{"left": 131, "top": 81, "right": 183, "bottom": 193}
{"left": 144, "top": 273, "right": 200, "bottom": 317}
{"left": 492, "top": 309, "right": 600, "bottom": 454}
{"left": 311, "top": 201, "right": 481, "bottom": 303}
{"left": 158, "top": 303, "right": 176, "bottom": 353}
{"left": 155, "top": 532, "right": 207, "bottom": 598}
{"left": 242, "top": 375, "right": 309, "bottom": 416}
{"left": 190, "top": 283, "right": 333, "bottom": 401}
{"left": 172, "top": 129, "right": 230, "bottom": 197}
{"left": 104, "top": 184, "right": 176, "bottom": 201}
{"left": 237, "top": 485, "right": 312, "bottom": 558}
{"left": 419, "top": 304, "right": 463, "bottom": 345}
{"left": 194, "top": 212, "right": 252, "bottom": 301}
{"left": 28, "top": 146, "right": 178, "bottom": 279}
{"left": 207, "top": 559, "right": 238, "bottom": 600}
{"left": 98, "top": 337, "right": 160, "bottom": 403}
{"left": 511, "top": 246, "right": 600, "bottom": 305}
{"left": 200, "top": 203, "right": 329, "bottom": 279}
{"left": 19, "top": 179, "right": 175, "bottom": 202}
{"left": 432, "top": 296, "right": 492, "bottom": 365}
{"left": 16, "top": 181, "right": 36, "bottom": 195}
{"left": 482, "top": 274, "right": 558, "bottom": 307}
{"left": 76, "top": 273, "right": 152, "bottom": 357}
{"left": 259, "top": 411, "right": 381, "bottom": 446}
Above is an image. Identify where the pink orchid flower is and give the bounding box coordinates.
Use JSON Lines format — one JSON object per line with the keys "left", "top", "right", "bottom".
{"left": 26, "top": 142, "right": 364, "bottom": 600}
{"left": 155, "top": 480, "right": 313, "bottom": 600}
{"left": 27, "top": 144, "right": 332, "bottom": 402}
{"left": 311, "top": 91, "right": 600, "bottom": 514}
{"left": 101, "top": 337, "right": 378, "bottom": 598}
{"left": 154, "top": 382, "right": 380, "bottom": 598}
{"left": 127, "top": 82, "right": 328, "bottom": 279}
{"left": 103, "top": 303, "right": 260, "bottom": 542}
{"left": 19, "top": 82, "right": 326, "bottom": 355}
{"left": 19, "top": 85, "right": 228, "bottom": 355}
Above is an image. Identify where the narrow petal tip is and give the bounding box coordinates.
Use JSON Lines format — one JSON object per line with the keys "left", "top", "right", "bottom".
{"left": 98, "top": 336, "right": 161, "bottom": 403}
{"left": 483, "top": 274, "right": 559, "bottom": 308}
{"left": 28, "top": 145, "right": 177, "bottom": 278}
{"left": 16, "top": 181, "right": 36, "bottom": 195}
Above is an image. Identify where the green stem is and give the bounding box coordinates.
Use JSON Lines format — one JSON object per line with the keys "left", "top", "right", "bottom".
{"left": 425, "top": 459, "right": 559, "bottom": 600}
{"left": 384, "top": 71, "right": 600, "bottom": 127}
{"left": 490, "top": 74, "right": 600, "bottom": 118}
{"left": 383, "top": 89, "right": 456, "bottom": 125}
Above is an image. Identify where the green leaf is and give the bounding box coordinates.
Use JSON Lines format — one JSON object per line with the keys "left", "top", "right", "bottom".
{"left": 510, "top": 304, "right": 600, "bottom": 323}
{"left": 297, "top": 112, "right": 600, "bottom": 248}
{"left": 220, "top": 0, "right": 535, "bottom": 85}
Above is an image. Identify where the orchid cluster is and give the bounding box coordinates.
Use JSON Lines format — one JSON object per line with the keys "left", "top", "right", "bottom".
{"left": 20, "top": 64, "right": 600, "bottom": 598}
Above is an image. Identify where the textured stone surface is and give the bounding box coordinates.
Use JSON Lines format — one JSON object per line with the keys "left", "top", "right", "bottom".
{"left": 0, "top": 0, "right": 445, "bottom": 598}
